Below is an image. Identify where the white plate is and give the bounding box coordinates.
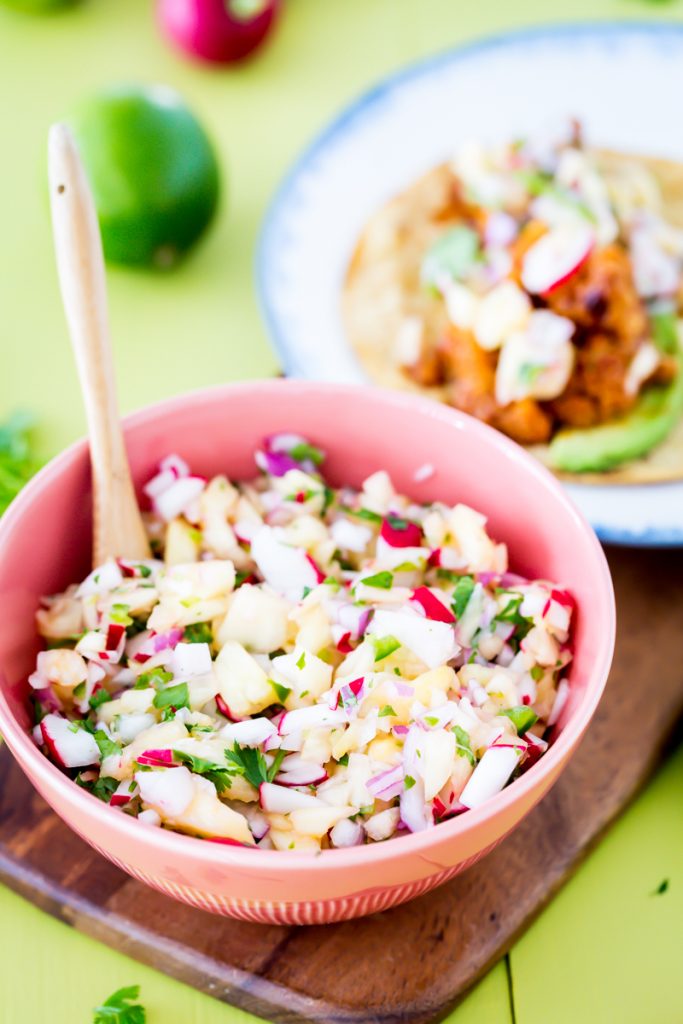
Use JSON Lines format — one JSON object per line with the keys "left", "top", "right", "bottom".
{"left": 258, "top": 23, "right": 683, "bottom": 546}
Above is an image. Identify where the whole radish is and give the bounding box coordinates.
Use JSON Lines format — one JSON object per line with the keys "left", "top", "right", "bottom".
{"left": 157, "top": 0, "right": 281, "bottom": 65}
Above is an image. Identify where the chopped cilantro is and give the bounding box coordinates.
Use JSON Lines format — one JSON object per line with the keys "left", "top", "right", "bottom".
{"left": 134, "top": 668, "right": 173, "bottom": 691}
{"left": 494, "top": 594, "right": 534, "bottom": 647}
{"left": 73, "top": 681, "right": 86, "bottom": 699}
{"left": 421, "top": 226, "right": 480, "bottom": 288}
{"left": 373, "top": 635, "right": 401, "bottom": 662}
{"left": 347, "top": 506, "right": 382, "bottom": 525}
{"left": 453, "top": 725, "right": 476, "bottom": 766}
{"left": 224, "top": 743, "right": 282, "bottom": 788}
{"left": 424, "top": 715, "right": 440, "bottom": 727}
{"left": 301, "top": 586, "right": 313, "bottom": 599}
{"left": 299, "top": 689, "right": 309, "bottom": 698}
{"left": 392, "top": 561, "right": 419, "bottom": 572}
{"left": 77, "top": 773, "right": 118, "bottom": 803}
{"left": 530, "top": 665, "right": 545, "bottom": 682}
{"left": 93, "top": 730, "right": 121, "bottom": 761}
{"left": 360, "top": 570, "right": 393, "bottom": 589}
{"left": 452, "top": 575, "right": 475, "bottom": 618}
{"left": 296, "top": 651, "right": 306, "bottom": 670}
{"left": 153, "top": 682, "right": 190, "bottom": 712}
{"left": 385, "top": 513, "right": 415, "bottom": 532}
{"left": 322, "top": 485, "right": 335, "bottom": 514}
{"left": 110, "top": 604, "right": 133, "bottom": 627}
{"left": 93, "top": 984, "right": 146, "bottom": 1024}
{"left": 172, "top": 750, "right": 232, "bottom": 793}
{"left": 183, "top": 621, "right": 213, "bottom": 644}
{"left": 89, "top": 688, "right": 112, "bottom": 710}
{"left": 337, "top": 753, "right": 349, "bottom": 766}
{"left": 501, "top": 706, "right": 538, "bottom": 736}
{"left": 138, "top": 565, "right": 152, "bottom": 579}
{"left": 271, "top": 681, "right": 291, "bottom": 704}
{"left": 289, "top": 441, "right": 325, "bottom": 466}
{"left": 379, "top": 704, "right": 397, "bottom": 718}
{"left": 404, "top": 775, "right": 416, "bottom": 790}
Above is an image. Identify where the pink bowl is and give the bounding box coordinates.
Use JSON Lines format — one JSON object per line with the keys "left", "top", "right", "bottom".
{"left": 0, "top": 380, "right": 615, "bottom": 924}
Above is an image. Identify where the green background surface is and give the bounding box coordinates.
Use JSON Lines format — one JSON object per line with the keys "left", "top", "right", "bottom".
{"left": 0, "top": 2, "right": 681, "bottom": 1022}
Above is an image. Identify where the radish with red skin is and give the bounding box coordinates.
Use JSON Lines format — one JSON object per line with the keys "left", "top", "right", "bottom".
{"left": 40, "top": 714, "right": 100, "bottom": 769}
{"left": 411, "top": 586, "right": 455, "bottom": 623}
{"left": 157, "top": 0, "right": 281, "bottom": 66}
{"left": 521, "top": 223, "right": 594, "bottom": 295}
{"left": 275, "top": 764, "right": 328, "bottom": 787}
{"left": 380, "top": 516, "right": 423, "bottom": 548}
{"left": 215, "top": 694, "right": 243, "bottom": 721}
{"left": 136, "top": 749, "right": 177, "bottom": 767}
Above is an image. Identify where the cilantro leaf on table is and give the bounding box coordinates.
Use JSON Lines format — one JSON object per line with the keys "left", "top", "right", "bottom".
{"left": 93, "top": 985, "right": 146, "bottom": 1024}
{"left": 0, "top": 411, "right": 39, "bottom": 515}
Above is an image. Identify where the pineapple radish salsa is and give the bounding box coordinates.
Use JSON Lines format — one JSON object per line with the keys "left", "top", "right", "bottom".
{"left": 30, "top": 436, "right": 573, "bottom": 851}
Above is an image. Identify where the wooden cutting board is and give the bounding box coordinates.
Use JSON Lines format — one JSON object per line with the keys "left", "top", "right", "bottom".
{"left": 0, "top": 546, "right": 681, "bottom": 1024}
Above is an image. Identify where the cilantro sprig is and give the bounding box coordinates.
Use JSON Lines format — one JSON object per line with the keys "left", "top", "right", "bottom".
{"left": 224, "top": 743, "right": 285, "bottom": 789}
{"left": 93, "top": 985, "right": 146, "bottom": 1024}
{"left": 0, "top": 411, "right": 39, "bottom": 516}
{"left": 172, "top": 749, "right": 233, "bottom": 794}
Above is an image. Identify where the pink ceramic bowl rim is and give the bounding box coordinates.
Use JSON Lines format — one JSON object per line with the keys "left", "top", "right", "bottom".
{"left": 0, "top": 379, "right": 615, "bottom": 876}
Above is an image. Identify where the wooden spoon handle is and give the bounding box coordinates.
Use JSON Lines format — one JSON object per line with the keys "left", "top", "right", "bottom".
{"left": 48, "top": 123, "right": 150, "bottom": 567}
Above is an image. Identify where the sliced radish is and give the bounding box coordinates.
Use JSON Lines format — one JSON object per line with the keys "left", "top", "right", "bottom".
{"left": 411, "top": 586, "right": 455, "bottom": 624}
{"left": 215, "top": 694, "right": 244, "bottom": 722}
{"left": 547, "top": 679, "right": 570, "bottom": 727}
{"left": 369, "top": 608, "right": 459, "bottom": 669}
{"left": 153, "top": 476, "right": 206, "bottom": 522}
{"left": 259, "top": 782, "right": 320, "bottom": 813}
{"left": 171, "top": 641, "right": 213, "bottom": 678}
{"left": 459, "top": 745, "right": 523, "bottom": 809}
{"left": 275, "top": 763, "right": 328, "bottom": 787}
{"left": 136, "top": 748, "right": 177, "bottom": 767}
{"left": 521, "top": 223, "right": 594, "bottom": 295}
{"left": 399, "top": 776, "right": 432, "bottom": 833}
{"left": 116, "top": 713, "right": 156, "bottom": 744}
{"left": 40, "top": 714, "right": 100, "bottom": 769}
{"left": 278, "top": 704, "right": 347, "bottom": 735}
{"left": 380, "top": 516, "right": 423, "bottom": 548}
{"left": 135, "top": 766, "right": 195, "bottom": 818}
{"left": 331, "top": 519, "right": 373, "bottom": 553}
{"left": 110, "top": 779, "right": 139, "bottom": 807}
{"left": 221, "top": 718, "right": 277, "bottom": 747}
{"left": 330, "top": 817, "right": 364, "bottom": 848}
{"left": 77, "top": 560, "right": 124, "bottom": 597}
{"left": 251, "top": 525, "right": 319, "bottom": 600}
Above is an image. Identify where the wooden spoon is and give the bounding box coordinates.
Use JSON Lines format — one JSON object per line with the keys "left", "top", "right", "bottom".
{"left": 47, "top": 123, "right": 150, "bottom": 567}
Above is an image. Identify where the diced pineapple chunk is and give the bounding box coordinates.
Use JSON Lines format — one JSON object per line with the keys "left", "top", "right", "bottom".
{"left": 164, "top": 519, "right": 201, "bottom": 566}
{"left": 214, "top": 641, "right": 277, "bottom": 717}
{"left": 217, "top": 584, "right": 291, "bottom": 653}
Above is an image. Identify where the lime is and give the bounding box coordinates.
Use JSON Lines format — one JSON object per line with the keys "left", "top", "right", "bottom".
{"left": 66, "top": 85, "right": 221, "bottom": 268}
{"left": 0, "top": 0, "right": 78, "bottom": 10}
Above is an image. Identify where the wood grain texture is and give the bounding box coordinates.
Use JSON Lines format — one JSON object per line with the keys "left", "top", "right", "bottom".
{"left": 0, "top": 546, "right": 681, "bottom": 1024}
{"left": 48, "top": 123, "right": 150, "bottom": 566}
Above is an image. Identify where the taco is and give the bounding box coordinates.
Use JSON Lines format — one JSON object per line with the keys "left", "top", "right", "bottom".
{"left": 343, "top": 121, "right": 683, "bottom": 482}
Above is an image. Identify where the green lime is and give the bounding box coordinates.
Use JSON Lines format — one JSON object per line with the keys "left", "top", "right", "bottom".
{"left": 66, "top": 85, "right": 221, "bottom": 268}
{"left": 0, "top": 0, "right": 78, "bottom": 10}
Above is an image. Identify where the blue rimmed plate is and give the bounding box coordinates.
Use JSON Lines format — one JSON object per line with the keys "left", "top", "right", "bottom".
{"left": 258, "top": 22, "right": 683, "bottom": 546}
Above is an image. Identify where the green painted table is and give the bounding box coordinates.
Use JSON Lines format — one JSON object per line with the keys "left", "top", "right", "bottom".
{"left": 0, "top": 2, "right": 681, "bottom": 1022}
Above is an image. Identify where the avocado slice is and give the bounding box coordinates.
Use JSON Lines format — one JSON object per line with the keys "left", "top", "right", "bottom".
{"left": 548, "top": 350, "right": 683, "bottom": 474}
